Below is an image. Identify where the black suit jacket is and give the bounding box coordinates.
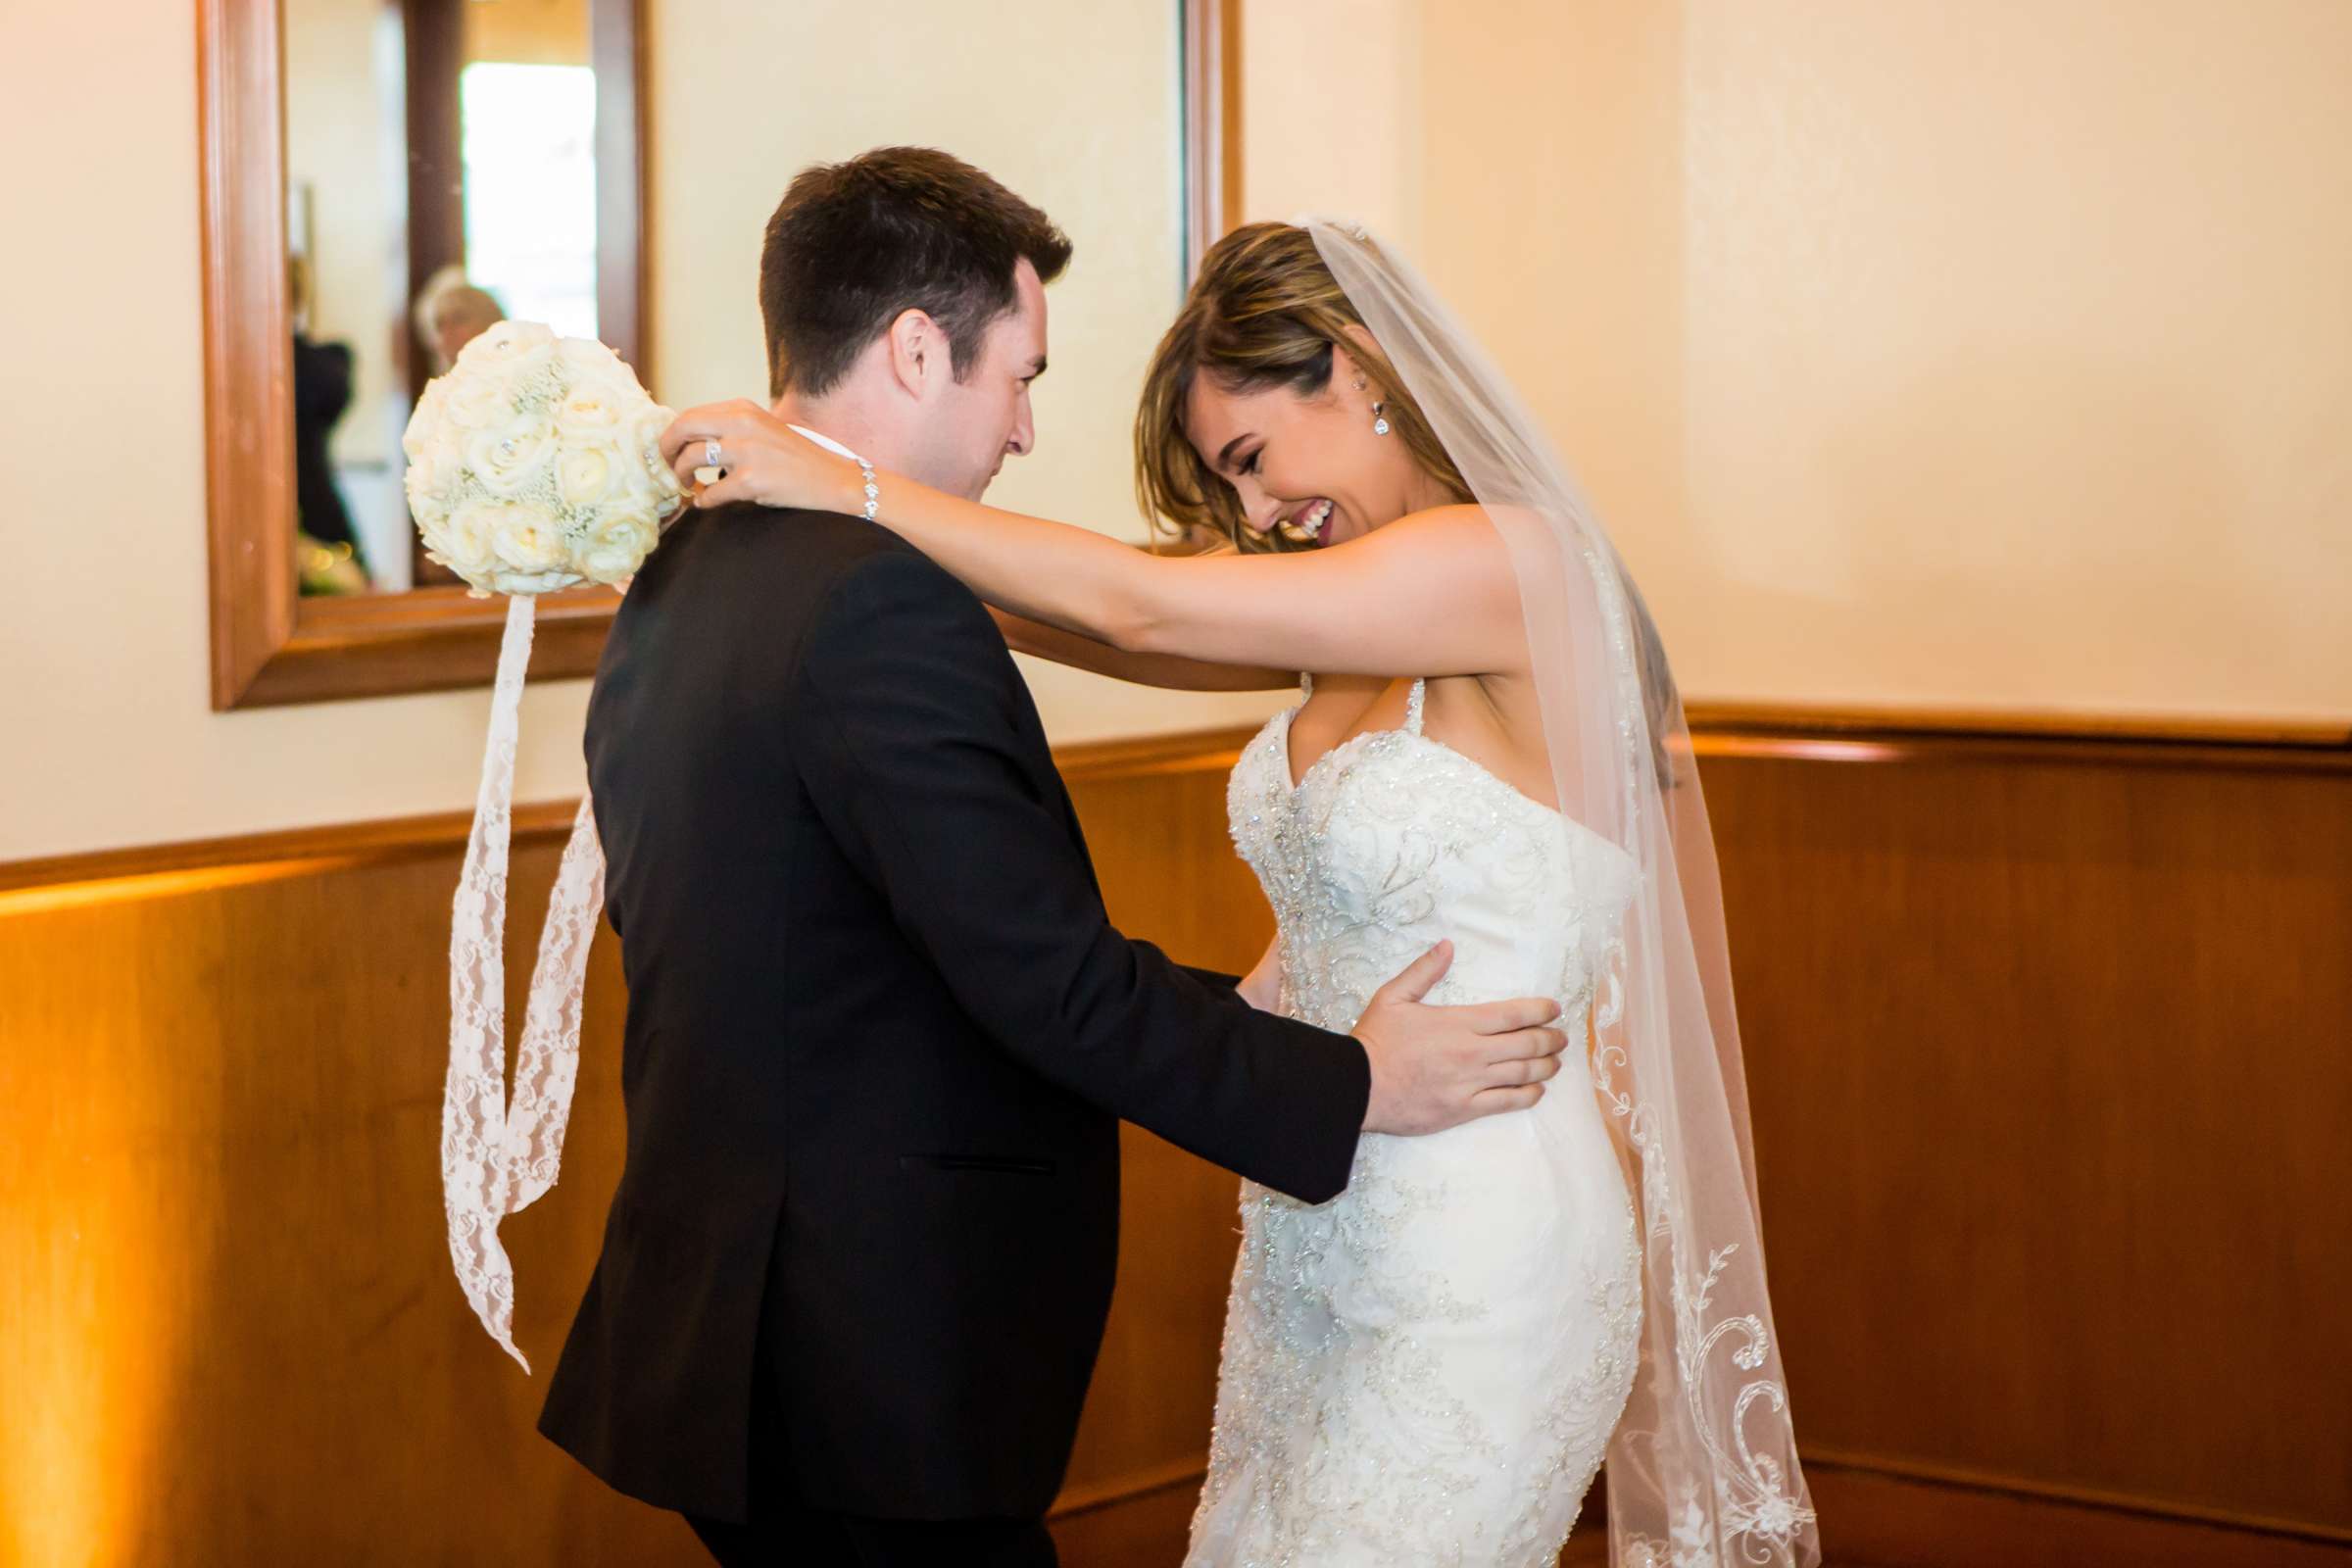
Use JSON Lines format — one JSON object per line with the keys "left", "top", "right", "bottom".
{"left": 538, "top": 504, "right": 1371, "bottom": 1523}
{"left": 291, "top": 334, "right": 358, "bottom": 553}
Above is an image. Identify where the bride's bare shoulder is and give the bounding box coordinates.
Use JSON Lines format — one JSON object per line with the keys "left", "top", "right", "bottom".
{"left": 1372, "top": 504, "right": 1514, "bottom": 546}
{"left": 1347, "top": 505, "right": 1516, "bottom": 581}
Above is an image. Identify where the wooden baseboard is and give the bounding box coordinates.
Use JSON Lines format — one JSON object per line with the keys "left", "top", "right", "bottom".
{"left": 1046, "top": 1457, "right": 2352, "bottom": 1568}
{"left": 1049, "top": 1460, "right": 1203, "bottom": 1566}
{"left": 1807, "top": 1460, "right": 2352, "bottom": 1568}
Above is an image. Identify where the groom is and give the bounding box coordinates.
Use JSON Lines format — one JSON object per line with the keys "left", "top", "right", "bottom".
{"left": 538, "top": 147, "right": 1569, "bottom": 1567}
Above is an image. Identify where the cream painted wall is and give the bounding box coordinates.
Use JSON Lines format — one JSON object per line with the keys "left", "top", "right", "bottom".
{"left": 1237, "top": 0, "right": 1427, "bottom": 252}
{"left": 0, "top": 2, "right": 600, "bottom": 865}
{"left": 1671, "top": 0, "right": 2351, "bottom": 720}
{"left": 1247, "top": 0, "right": 2352, "bottom": 723}
{"left": 1417, "top": 0, "right": 1690, "bottom": 689}
{"left": 0, "top": 0, "right": 1279, "bottom": 861}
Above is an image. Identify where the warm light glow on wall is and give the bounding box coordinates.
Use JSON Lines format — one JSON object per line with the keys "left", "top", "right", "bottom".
{"left": 0, "top": 1003, "right": 194, "bottom": 1566}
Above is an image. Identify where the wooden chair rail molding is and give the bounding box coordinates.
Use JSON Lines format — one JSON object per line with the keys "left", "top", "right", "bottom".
{"left": 7, "top": 704, "right": 2344, "bottom": 895}
{"left": 0, "top": 731, "right": 1249, "bottom": 900}
{"left": 1685, "top": 699, "right": 2352, "bottom": 770}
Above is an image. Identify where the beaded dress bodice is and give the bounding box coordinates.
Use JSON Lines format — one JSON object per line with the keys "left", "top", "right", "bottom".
{"left": 1227, "top": 677, "right": 1636, "bottom": 1035}
{"left": 1186, "top": 677, "right": 1646, "bottom": 1568}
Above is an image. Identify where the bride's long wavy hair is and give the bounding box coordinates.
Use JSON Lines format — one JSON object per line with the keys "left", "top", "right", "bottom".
{"left": 1134, "top": 222, "right": 1471, "bottom": 552}
{"left": 1133, "top": 221, "right": 1685, "bottom": 788}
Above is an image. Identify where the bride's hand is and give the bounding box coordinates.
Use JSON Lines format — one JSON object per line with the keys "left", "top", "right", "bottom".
{"left": 659, "top": 400, "right": 865, "bottom": 515}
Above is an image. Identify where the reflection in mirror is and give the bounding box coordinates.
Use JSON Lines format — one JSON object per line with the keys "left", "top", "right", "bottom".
{"left": 285, "top": 0, "right": 602, "bottom": 595}
{"left": 212, "top": 0, "right": 1211, "bottom": 709}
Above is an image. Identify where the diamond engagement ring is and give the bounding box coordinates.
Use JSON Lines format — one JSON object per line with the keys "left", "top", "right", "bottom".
{"left": 704, "top": 437, "right": 723, "bottom": 471}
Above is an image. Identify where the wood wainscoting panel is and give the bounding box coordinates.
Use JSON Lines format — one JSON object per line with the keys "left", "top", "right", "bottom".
{"left": 1056, "top": 733, "right": 1270, "bottom": 1515}
{"left": 5, "top": 720, "right": 2348, "bottom": 1566}
{"left": 0, "top": 818, "right": 697, "bottom": 1565}
{"left": 1700, "top": 732, "right": 2352, "bottom": 1550}
{"left": 1801, "top": 1461, "right": 2352, "bottom": 1568}
{"left": 0, "top": 741, "right": 1270, "bottom": 1567}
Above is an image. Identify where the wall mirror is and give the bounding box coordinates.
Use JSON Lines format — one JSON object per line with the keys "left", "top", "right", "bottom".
{"left": 202, "top": 0, "right": 1237, "bottom": 710}
{"left": 202, "top": 0, "right": 646, "bottom": 708}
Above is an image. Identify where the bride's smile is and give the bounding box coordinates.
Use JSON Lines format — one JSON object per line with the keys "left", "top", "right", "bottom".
{"left": 1271, "top": 496, "right": 1336, "bottom": 545}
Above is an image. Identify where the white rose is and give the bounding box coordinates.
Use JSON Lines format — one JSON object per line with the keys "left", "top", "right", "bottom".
{"left": 453, "top": 325, "right": 558, "bottom": 407}
{"left": 430, "top": 498, "right": 504, "bottom": 580}
{"left": 554, "top": 376, "right": 629, "bottom": 440}
{"left": 556, "top": 444, "right": 622, "bottom": 508}
{"left": 578, "top": 514, "right": 653, "bottom": 584}
{"left": 622, "top": 405, "right": 686, "bottom": 503}
{"left": 624, "top": 406, "right": 668, "bottom": 475}
{"left": 467, "top": 413, "right": 559, "bottom": 497}
{"left": 443, "top": 372, "right": 522, "bottom": 432}
{"left": 487, "top": 564, "right": 578, "bottom": 597}
{"left": 489, "top": 502, "right": 568, "bottom": 575}
{"left": 404, "top": 456, "right": 428, "bottom": 506}
{"left": 556, "top": 337, "right": 624, "bottom": 379}
{"left": 403, "top": 379, "right": 450, "bottom": 458}
{"left": 404, "top": 447, "right": 445, "bottom": 508}
{"left": 612, "top": 468, "right": 676, "bottom": 529}
{"left": 457, "top": 319, "right": 557, "bottom": 371}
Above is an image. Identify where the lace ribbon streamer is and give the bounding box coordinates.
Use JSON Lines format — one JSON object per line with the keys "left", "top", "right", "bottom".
{"left": 440, "top": 595, "right": 606, "bottom": 1370}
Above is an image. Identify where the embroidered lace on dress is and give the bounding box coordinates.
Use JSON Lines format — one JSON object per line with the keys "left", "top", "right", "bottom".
{"left": 1186, "top": 678, "right": 1645, "bottom": 1567}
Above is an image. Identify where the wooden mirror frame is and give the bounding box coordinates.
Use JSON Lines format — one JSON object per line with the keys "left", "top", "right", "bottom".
{"left": 1183, "top": 0, "right": 1243, "bottom": 278}
{"left": 199, "top": 0, "right": 649, "bottom": 709}
{"left": 203, "top": 0, "right": 1235, "bottom": 709}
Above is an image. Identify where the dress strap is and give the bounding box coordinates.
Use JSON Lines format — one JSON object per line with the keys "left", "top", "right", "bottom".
{"left": 1300, "top": 672, "right": 1314, "bottom": 698}
{"left": 1403, "top": 678, "right": 1428, "bottom": 735}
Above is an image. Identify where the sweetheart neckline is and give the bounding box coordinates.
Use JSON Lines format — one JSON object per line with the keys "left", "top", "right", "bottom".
{"left": 1274, "top": 703, "right": 1563, "bottom": 824}
{"left": 1254, "top": 703, "right": 1645, "bottom": 909}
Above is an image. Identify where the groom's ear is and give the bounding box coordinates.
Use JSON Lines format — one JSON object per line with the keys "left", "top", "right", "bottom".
{"left": 886, "top": 308, "right": 945, "bottom": 400}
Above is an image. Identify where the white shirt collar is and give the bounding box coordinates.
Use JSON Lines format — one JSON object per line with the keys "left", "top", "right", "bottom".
{"left": 786, "top": 422, "right": 865, "bottom": 465}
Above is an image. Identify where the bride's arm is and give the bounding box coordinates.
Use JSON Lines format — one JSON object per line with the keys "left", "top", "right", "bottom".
{"left": 986, "top": 607, "right": 1298, "bottom": 693}
{"left": 665, "top": 403, "right": 1524, "bottom": 678}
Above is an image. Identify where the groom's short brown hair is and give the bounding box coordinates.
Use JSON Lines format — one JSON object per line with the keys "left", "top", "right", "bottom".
{"left": 759, "top": 147, "right": 1072, "bottom": 400}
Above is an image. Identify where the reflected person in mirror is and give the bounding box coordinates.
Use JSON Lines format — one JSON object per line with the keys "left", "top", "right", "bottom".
{"left": 411, "top": 264, "right": 506, "bottom": 375}
{"left": 289, "top": 253, "right": 367, "bottom": 593}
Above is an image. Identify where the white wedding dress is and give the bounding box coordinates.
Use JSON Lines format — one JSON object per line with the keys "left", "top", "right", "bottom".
{"left": 1187, "top": 676, "right": 1647, "bottom": 1568}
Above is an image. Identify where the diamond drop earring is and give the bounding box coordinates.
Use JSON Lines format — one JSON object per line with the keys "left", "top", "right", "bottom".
{"left": 1371, "top": 402, "right": 1392, "bottom": 437}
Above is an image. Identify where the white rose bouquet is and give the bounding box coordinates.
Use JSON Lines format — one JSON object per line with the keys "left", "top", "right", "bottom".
{"left": 407, "top": 321, "right": 683, "bottom": 1369}
{"left": 402, "top": 320, "right": 683, "bottom": 596}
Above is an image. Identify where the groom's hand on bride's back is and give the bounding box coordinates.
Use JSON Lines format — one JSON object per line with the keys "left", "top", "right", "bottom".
{"left": 1353, "top": 942, "right": 1567, "bottom": 1135}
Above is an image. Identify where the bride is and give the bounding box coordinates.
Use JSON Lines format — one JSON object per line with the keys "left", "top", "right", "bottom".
{"left": 662, "top": 220, "right": 1818, "bottom": 1568}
